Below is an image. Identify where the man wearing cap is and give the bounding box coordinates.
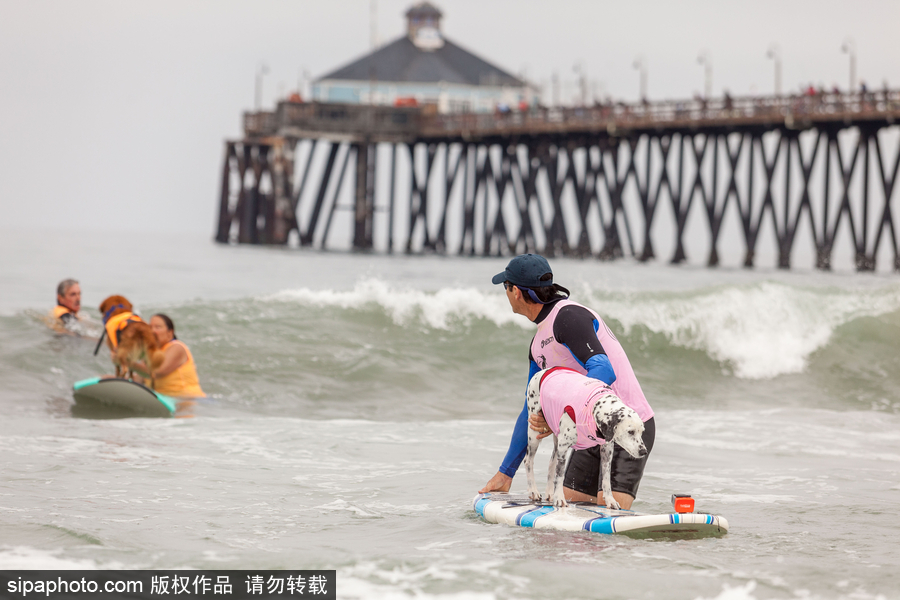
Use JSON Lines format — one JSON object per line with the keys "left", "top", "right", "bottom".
{"left": 478, "top": 254, "right": 656, "bottom": 509}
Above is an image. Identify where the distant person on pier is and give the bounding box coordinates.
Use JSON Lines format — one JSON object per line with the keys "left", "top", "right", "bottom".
{"left": 859, "top": 81, "right": 871, "bottom": 110}
{"left": 478, "top": 254, "right": 656, "bottom": 510}
{"left": 695, "top": 93, "right": 708, "bottom": 118}
{"left": 147, "top": 314, "right": 205, "bottom": 400}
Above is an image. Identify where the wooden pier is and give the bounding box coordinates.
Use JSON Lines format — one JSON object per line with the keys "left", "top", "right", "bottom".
{"left": 216, "top": 90, "right": 900, "bottom": 271}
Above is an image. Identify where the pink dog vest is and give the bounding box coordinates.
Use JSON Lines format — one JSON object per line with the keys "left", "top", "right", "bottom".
{"left": 531, "top": 300, "right": 654, "bottom": 422}
{"left": 539, "top": 367, "right": 615, "bottom": 450}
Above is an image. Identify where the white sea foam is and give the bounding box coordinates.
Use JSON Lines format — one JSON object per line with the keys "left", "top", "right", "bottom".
{"left": 316, "top": 499, "right": 380, "bottom": 517}
{"left": 694, "top": 581, "right": 758, "bottom": 600}
{"left": 337, "top": 560, "right": 522, "bottom": 600}
{"left": 266, "top": 279, "right": 525, "bottom": 330}
{"left": 695, "top": 580, "right": 892, "bottom": 600}
{"left": 0, "top": 546, "right": 120, "bottom": 569}
{"left": 266, "top": 278, "right": 900, "bottom": 379}
{"left": 588, "top": 281, "right": 900, "bottom": 378}
{"left": 337, "top": 576, "right": 497, "bottom": 600}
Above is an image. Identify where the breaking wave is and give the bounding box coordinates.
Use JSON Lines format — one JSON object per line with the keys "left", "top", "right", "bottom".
{"left": 265, "top": 278, "right": 900, "bottom": 380}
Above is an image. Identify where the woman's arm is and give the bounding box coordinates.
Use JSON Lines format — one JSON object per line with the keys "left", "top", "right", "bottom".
{"left": 153, "top": 343, "right": 188, "bottom": 378}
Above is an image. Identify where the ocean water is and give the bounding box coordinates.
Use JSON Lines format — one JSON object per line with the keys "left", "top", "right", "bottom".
{"left": 1, "top": 229, "right": 899, "bottom": 600}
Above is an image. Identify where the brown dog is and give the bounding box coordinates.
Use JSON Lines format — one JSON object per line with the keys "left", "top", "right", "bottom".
{"left": 99, "top": 295, "right": 164, "bottom": 386}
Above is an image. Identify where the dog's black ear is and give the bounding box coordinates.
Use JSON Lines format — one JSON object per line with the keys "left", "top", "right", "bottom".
{"left": 597, "top": 411, "right": 622, "bottom": 443}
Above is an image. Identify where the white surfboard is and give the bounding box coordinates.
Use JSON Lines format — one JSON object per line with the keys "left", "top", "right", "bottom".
{"left": 474, "top": 493, "right": 728, "bottom": 539}
{"left": 72, "top": 377, "right": 176, "bottom": 418}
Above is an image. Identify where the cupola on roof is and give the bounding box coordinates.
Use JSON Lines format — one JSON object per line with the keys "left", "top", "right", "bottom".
{"left": 317, "top": 3, "right": 523, "bottom": 87}
{"left": 406, "top": 1, "right": 443, "bottom": 48}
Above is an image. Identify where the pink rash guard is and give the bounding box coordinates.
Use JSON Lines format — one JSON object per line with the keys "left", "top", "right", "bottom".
{"left": 538, "top": 367, "right": 617, "bottom": 451}
{"left": 531, "top": 299, "right": 654, "bottom": 423}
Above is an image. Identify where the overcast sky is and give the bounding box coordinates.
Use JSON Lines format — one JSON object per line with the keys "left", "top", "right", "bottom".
{"left": 1, "top": 0, "right": 898, "bottom": 235}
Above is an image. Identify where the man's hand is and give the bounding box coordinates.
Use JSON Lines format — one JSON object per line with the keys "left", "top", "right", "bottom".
{"left": 528, "top": 413, "right": 554, "bottom": 439}
{"left": 478, "top": 471, "right": 512, "bottom": 494}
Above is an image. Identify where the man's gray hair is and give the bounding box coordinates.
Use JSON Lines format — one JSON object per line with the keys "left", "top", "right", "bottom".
{"left": 57, "top": 279, "right": 79, "bottom": 297}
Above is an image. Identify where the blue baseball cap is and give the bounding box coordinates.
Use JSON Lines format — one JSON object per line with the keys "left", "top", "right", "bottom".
{"left": 491, "top": 254, "right": 554, "bottom": 288}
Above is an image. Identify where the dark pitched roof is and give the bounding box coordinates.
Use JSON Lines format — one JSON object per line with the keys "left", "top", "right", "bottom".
{"left": 316, "top": 35, "right": 525, "bottom": 87}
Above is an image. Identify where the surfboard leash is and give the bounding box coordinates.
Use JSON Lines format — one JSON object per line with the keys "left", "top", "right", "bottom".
{"left": 93, "top": 330, "right": 106, "bottom": 356}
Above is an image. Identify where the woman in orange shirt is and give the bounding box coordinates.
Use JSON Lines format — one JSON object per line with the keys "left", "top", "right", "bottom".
{"left": 148, "top": 314, "right": 205, "bottom": 399}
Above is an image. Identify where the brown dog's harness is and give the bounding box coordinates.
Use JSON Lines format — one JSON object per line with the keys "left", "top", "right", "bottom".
{"left": 101, "top": 306, "right": 143, "bottom": 350}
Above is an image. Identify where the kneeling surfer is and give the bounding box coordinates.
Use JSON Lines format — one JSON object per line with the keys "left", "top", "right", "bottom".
{"left": 479, "top": 254, "right": 656, "bottom": 509}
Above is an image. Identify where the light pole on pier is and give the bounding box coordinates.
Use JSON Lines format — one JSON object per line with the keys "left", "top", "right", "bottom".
{"left": 633, "top": 56, "right": 647, "bottom": 102}
{"left": 255, "top": 63, "right": 269, "bottom": 110}
{"left": 766, "top": 44, "right": 782, "bottom": 96}
{"left": 370, "top": 0, "right": 378, "bottom": 51}
{"left": 573, "top": 63, "right": 587, "bottom": 106}
{"left": 592, "top": 80, "right": 606, "bottom": 106}
{"left": 552, "top": 71, "right": 560, "bottom": 107}
{"left": 697, "top": 51, "right": 712, "bottom": 99}
{"left": 841, "top": 38, "right": 856, "bottom": 92}
{"left": 297, "top": 68, "right": 311, "bottom": 100}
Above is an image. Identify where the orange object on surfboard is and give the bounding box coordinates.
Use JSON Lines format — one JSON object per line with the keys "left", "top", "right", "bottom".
{"left": 671, "top": 494, "right": 695, "bottom": 513}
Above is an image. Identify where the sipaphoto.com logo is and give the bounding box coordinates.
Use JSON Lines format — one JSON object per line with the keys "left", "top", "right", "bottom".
{"left": 6, "top": 575, "right": 142, "bottom": 597}
{"left": 1, "top": 569, "right": 337, "bottom": 600}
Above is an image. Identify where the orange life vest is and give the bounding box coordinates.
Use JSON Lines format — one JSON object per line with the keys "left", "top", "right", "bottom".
{"left": 104, "top": 311, "right": 142, "bottom": 350}
{"left": 153, "top": 340, "right": 205, "bottom": 398}
{"left": 52, "top": 305, "right": 76, "bottom": 320}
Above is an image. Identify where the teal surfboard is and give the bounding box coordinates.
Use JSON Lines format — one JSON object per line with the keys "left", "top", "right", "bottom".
{"left": 72, "top": 377, "right": 176, "bottom": 418}
{"left": 474, "top": 493, "right": 728, "bottom": 539}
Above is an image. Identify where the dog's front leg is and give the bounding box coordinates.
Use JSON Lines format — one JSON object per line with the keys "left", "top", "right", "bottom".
{"left": 523, "top": 421, "right": 542, "bottom": 502}
{"left": 544, "top": 434, "right": 558, "bottom": 501}
{"left": 600, "top": 442, "right": 620, "bottom": 510}
{"left": 523, "top": 373, "right": 545, "bottom": 503}
{"left": 550, "top": 413, "right": 577, "bottom": 507}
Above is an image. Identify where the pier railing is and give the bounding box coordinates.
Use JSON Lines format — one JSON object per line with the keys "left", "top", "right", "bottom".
{"left": 243, "top": 90, "right": 900, "bottom": 141}
{"left": 245, "top": 102, "right": 421, "bottom": 141}
{"left": 425, "top": 90, "right": 900, "bottom": 137}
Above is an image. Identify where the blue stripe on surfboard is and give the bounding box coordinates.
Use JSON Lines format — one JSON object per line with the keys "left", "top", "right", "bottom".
{"left": 73, "top": 377, "right": 102, "bottom": 391}
{"left": 516, "top": 506, "right": 556, "bottom": 527}
{"left": 583, "top": 517, "right": 617, "bottom": 534}
{"left": 154, "top": 393, "right": 177, "bottom": 414}
{"left": 474, "top": 497, "right": 491, "bottom": 517}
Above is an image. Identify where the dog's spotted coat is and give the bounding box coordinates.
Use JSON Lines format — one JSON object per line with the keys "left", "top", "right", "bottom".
{"left": 522, "top": 368, "right": 647, "bottom": 508}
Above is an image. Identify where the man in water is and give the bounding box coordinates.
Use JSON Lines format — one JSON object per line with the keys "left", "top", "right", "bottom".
{"left": 52, "top": 279, "right": 82, "bottom": 327}
{"left": 478, "top": 254, "right": 656, "bottom": 509}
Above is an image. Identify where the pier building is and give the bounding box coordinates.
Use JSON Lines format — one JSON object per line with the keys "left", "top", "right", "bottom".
{"left": 312, "top": 2, "right": 537, "bottom": 113}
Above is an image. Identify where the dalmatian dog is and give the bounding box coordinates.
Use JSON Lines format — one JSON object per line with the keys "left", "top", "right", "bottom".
{"left": 521, "top": 368, "right": 647, "bottom": 509}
